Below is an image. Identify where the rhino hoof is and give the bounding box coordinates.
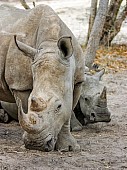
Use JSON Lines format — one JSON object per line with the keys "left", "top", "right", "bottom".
{"left": 71, "top": 124, "right": 83, "bottom": 131}
{"left": 70, "top": 113, "right": 83, "bottom": 131}
{"left": 71, "top": 120, "right": 83, "bottom": 131}
{"left": 56, "top": 142, "right": 80, "bottom": 152}
{"left": 56, "top": 133, "right": 80, "bottom": 152}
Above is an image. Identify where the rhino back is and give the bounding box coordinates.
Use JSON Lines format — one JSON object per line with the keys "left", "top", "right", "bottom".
{"left": 0, "top": 5, "right": 30, "bottom": 102}
{"left": 0, "top": 4, "right": 27, "bottom": 31}
{"left": 3, "top": 5, "right": 84, "bottom": 91}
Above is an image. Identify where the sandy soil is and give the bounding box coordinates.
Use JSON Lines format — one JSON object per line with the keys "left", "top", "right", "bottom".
{"left": 0, "top": 0, "right": 127, "bottom": 169}
{"left": 0, "top": 71, "right": 127, "bottom": 170}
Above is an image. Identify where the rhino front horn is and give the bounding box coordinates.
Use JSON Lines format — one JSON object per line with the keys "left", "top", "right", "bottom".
{"left": 100, "top": 86, "right": 107, "bottom": 100}
{"left": 18, "top": 99, "right": 43, "bottom": 134}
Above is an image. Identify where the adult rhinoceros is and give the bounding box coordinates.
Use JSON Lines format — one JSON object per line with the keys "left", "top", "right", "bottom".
{"left": 0, "top": 4, "right": 84, "bottom": 151}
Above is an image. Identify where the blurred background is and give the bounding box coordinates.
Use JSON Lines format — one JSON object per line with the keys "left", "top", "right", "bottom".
{"left": 0, "top": 0, "right": 127, "bottom": 72}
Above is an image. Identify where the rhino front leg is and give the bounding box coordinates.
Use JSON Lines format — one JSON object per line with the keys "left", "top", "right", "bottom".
{"left": 70, "top": 83, "right": 82, "bottom": 131}
{"left": 0, "top": 108, "right": 10, "bottom": 123}
{"left": 55, "top": 120, "right": 80, "bottom": 152}
{"left": 70, "top": 111, "right": 82, "bottom": 131}
{"left": 1, "top": 102, "right": 18, "bottom": 120}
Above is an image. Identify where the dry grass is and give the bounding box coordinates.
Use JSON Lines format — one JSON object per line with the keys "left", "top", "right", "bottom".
{"left": 94, "top": 45, "right": 127, "bottom": 73}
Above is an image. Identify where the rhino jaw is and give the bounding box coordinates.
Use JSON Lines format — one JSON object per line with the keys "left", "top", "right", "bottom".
{"left": 23, "top": 132, "right": 56, "bottom": 151}
{"left": 84, "top": 109, "right": 111, "bottom": 125}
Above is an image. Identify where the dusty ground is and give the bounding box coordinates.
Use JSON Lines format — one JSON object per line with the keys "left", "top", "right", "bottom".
{"left": 0, "top": 0, "right": 127, "bottom": 169}
{"left": 0, "top": 71, "right": 127, "bottom": 170}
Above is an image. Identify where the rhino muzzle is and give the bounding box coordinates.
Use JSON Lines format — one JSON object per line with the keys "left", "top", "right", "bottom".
{"left": 18, "top": 99, "right": 44, "bottom": 133}
{"left": 18, "top": 98, "right": 62, "bottom": 151}
{"left": 23, "top": 132, "right": 56, "bottom": 151}
{"left": 84, "top": 109, "right": 111, "bottom": 124}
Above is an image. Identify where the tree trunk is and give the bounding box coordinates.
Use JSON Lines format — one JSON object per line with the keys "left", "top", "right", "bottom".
{"left": 100, "top": 0, "right": 124, "bottom": 46}
{"left": 107, "top": 4, "right": 127, "bottom": 46}
{"left": 86, "top": 0, "right": 98, "bottom": 45}
{"left": 85, "top": 0, "right": 109, "bottom": 68}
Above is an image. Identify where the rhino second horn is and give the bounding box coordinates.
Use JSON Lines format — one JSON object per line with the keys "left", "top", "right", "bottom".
{"left": 31, "top": 97, "right": 47, "bottom": 111}
{"left": 14, "top": 35, "right": 37, "bottom": 60}
{"left": 18, "top": 100, "right": 42, "bottom": 134}
{"left": 31, "top": 96, "right": 38, "bottom": 108}
{"left": 100, "top": 86, "right": 107, "bottom": 100}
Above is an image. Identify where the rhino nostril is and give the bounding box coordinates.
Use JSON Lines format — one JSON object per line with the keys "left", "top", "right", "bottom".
{"left": 44, "top": 138, "right": 54, "bottom": 152}
{"left": 47, "top": 138, "right": 53, "bottom": 145}
{"left": 90, "top": 113, "right": 96, "bottom": 121}
{"left": 91, "top": 113, "right": 95, "bottom": 118}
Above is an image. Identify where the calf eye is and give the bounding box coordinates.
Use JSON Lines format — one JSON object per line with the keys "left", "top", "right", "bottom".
{"left": 85, "top": 98, "right": 89, "bottom": 102}
{"left": 81, "top": 95, "right": 91, "bottom": 103}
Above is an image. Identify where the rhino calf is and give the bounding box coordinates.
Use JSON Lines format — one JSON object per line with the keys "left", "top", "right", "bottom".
{"left": 74, "top": 69, "right": 111, "bottom": 126}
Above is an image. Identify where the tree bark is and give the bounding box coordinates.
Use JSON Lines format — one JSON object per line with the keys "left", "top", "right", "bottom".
{"left": 107, "top": 4, "right": 127, "bottom": 46}
{"left": 85, "top": 0, "right": 109, "bottom": 68}
{"left": 20, "top": 0, "right": 30, "bottom": 9}
{"left": 86, "top": 0, "right": 98, "bottom": 45}
{"left": 100, "top": 0, "right": 124, "bottom": 46}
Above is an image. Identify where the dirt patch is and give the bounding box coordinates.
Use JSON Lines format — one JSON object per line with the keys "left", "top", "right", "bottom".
{"left": 0, "top": 71, "right": 127, "bottom": 170}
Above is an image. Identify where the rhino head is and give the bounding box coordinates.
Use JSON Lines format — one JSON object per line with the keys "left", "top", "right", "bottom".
{"left": 14, "top": 35, "right": 75, "bottom": 151}
{"left": 79, "top": 69, "right": 111, "bottom": 125}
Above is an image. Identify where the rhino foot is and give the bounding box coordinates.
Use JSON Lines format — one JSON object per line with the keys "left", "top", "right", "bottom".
{"left": 70, "top": 111, "right": 83, "bottom": 131}
{"left": 0, "top": 109, "right": 10, "bottom": 123}
{"left": 71, "top": 120, "right": 82, "bottom": 131}
{"left": 56, "top": 133, "right": 80, "bottom": 152}
{"left": 55, "top": 121, "right": 80, "bottom": 152}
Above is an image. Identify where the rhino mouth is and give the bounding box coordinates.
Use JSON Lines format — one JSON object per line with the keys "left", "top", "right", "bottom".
{"left": 23, "top": 133, "right": 56, "bottom": 152}
{"left": 84, "top": 111, "right": 111, "bottom": 125}
{"left": 95, "top": 110, "right": 111, "bottom": 122}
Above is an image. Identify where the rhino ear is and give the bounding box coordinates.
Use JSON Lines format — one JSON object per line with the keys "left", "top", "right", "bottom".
{"left": 14, "top": 35, "right": 37, "bottom": 60}
{"left": 57, "top": 36, "right": 73, "bottom": 59}
{"left": 94, "top": 68, "right": 105, "bottom": 81}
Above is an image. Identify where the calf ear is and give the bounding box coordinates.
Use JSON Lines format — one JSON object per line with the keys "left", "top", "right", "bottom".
{"left": 14, "top": 35, "right": 37, "bottom": 60}
{"left": 57, "top": 36, "right": 73, "bottom": 59}
{"left": 94, "top": 68, "right": 105, "bottom": 81}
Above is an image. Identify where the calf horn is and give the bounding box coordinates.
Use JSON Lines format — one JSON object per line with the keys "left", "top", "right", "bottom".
{"left": 98, "top": 86, "right": 107, "bottom": 107}
{"left": 18, "top": 99, "right": 43, "bottom": 134}
{"left": 100, "top": 86, "right": 107, "bottom": 100}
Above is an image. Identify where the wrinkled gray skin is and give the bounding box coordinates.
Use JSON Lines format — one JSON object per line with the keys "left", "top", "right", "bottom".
{"left": 74, "top": 69, "right": 111, "bottom": 126}
{"left": 0, "top": 5, "right": 84, "bottom": 151}
{"left": 1, "top": 69, "right": 111, "bottom": 131}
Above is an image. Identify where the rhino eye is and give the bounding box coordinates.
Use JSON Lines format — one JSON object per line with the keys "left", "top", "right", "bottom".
{"left": 57, "top": 104, "right": 62, "bottom": 109}
{"left": 85, "top": 98, "right": 89, "bottom": 102}
{"left": 55, "top": 104, "right": 62, "bottom": 113}
{"left": 81, "top": 95, "right": 91, "bottom": 103}
{"left": 84, "top": 97, "right": 91, "bottom": 104}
